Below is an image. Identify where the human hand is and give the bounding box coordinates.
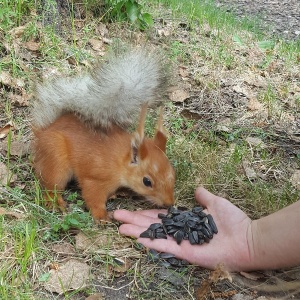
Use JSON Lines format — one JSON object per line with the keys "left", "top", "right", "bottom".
{"left": 113, "top": 187, "right": 254, "bottom": 271}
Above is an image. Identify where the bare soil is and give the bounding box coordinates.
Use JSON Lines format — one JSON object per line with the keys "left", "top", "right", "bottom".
{"left": 214, "top": 0, "right": 300, "bottom": 40}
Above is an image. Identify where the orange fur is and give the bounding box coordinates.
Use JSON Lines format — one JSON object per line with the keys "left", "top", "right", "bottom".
{"left": 33, "top": 110, "right": 175, "bottom": 221}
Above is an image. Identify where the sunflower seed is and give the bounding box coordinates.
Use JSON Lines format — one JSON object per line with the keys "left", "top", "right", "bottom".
{"left": 207, "top": 214, "right": 218, "bottom": 234}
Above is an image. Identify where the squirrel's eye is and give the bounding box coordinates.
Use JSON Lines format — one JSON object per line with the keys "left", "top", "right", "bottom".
{"left": 143, "top": 177, "right": 152, "bottom": 187}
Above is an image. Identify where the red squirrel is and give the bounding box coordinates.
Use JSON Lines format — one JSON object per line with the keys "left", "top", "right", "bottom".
{"left": 32, "top": 48, "right": 175, "bottom": 221}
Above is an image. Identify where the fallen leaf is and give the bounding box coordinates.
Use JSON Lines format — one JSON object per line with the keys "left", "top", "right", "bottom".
{"left": 180, "top": 108, "right": 201, "bottom": 120}
{"left": 52, "top": 242, "right": 76, "bottom": 255}
{"left": 44, "top": 259, "right": 92, "bottom": 294}
{"left": 179, "top": 66, "right": 189, "bottom": 78}
{"left": 196, "top": 264, "right": 232, "bottom": 300}
{"left": 240, "top": 271, "right": 264, "bottom": 281}
{"left": 232, "top": 85, "right": 253, "bottom": 99}
{"left": 8, "top": 92, "right": 30, "bottom": 107}
{"left": 85, "top": 293, "right": 105, "bottom": 300}
{"left": 157, "top": 28, "right": 171, "bottom": 37}
{"left": 0, "top": 207, "right": 23, "bottom": 219}
{"left": 169, "top": 89, "right": 189, "bottom": 102}
{"left": 67, "top": 56, "right": 77, "bottom": 66}
{"left": 7, "top": 141, "right": 30, "bottom": 157}
{"left": 24, "top": 41, "right": 40, "bottom": 52}
{"left": 290, "top": 170, "right": 300, "bottom": 190}
{"left": 109, "top": 257, "right": 132, "bottom": 276}
{"left": 0, "top": 162, "right": 17, "bottom": 186}
{"left": 0, "top": 71, "right": 13, "bottom": 86}
{"left": 96, "top": 22, "right": 108, "bottom": 37}
{"left": 9, "top": 25, "right": 26, "bottom": 38}
{"left": 75, "top": 231, "right": 132, "bottom": 253}
{"left": 243, "top": 73, "right": 267, "bottom": 88}
{"left": 88, "top": 38, "right": 104, "bottom": 52}
{"left": 247, "top": 98, "right": 263, "bottom": 111}
{"left": 245, "top": 137, "right": 266, "bottom": 148}
{"left": 75, "top": 231, "right": 108, "bottom": 252}
{"left": 0, "top": 123, "right": 14, "bottom": 139}
{"left": 242, "top": 160, "right": 257, "bottom": 180}
{"left": 159, "top": 267, "right": 187, "bottom": 286}
{"left": 102, "top": 37, "right": 112, "bottom": 44}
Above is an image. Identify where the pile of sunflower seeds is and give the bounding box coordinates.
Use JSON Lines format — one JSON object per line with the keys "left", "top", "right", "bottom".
{"left": 140, "top": 206, "right": 218, "bottom": 245}
{"left": 147, "top": 249, "right": 189, "bottom": 268}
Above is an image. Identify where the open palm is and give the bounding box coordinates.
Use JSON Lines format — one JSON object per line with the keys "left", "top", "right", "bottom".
{"left": 113, "top": 187, "right": 253, "bottom": 271}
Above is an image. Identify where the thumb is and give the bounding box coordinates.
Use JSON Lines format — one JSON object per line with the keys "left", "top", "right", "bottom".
{"left": 194, "top": 187, "right": 217, "bottom": 208}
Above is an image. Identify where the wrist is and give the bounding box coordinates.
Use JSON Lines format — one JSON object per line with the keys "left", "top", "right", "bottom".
{"left": 240, "top": 219, "right": 259, "bottom": 271}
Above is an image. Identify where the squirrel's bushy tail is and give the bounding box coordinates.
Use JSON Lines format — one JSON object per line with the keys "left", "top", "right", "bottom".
{"left": 32, "top": 48, "right": 169, "bottom": 128}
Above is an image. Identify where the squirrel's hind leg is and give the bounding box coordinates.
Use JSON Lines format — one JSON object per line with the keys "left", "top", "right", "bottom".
{"left": 34, "top": 132, "right": 73, "bottom": 212}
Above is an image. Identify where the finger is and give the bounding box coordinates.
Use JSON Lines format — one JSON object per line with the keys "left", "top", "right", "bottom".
{"left": 137, "top": 209, "right": 167, "bottom": 218}
{"left": 194, "top": 187, "right": 217, "bottom": 207}
{"left": 119, "top": 223, "right": 148, "bottom": 238}
{"left": 113, "top": 209, "right": 157, "bottom": 226}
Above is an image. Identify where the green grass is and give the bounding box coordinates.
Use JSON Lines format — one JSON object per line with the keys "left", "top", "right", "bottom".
{"left": 0, "top": 0, "right": 299, "bottom": 298}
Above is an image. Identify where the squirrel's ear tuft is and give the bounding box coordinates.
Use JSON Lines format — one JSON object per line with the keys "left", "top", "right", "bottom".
{"left": 154, "top": 107, "right": 167, "bottom": 153}
{"left": 130, "top": 135, "right": 148, "bottom": 164}
{"left": 154, "top": 130, "right": 167, "bottom": 153}
{"left": 131, "top": 134, "right": 139, "bottom": 164}
{"left": 131, "top": 103, "right": 148, "bottom": 164}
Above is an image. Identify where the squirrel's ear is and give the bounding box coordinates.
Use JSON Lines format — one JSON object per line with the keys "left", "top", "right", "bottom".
{"left": 131, "top": 136, "right": 148, "bottom": 164}
{"left": 154, "top": 107, "right": 167, "bottom": 153}
{"left": 136, "top": 103, "right": 148, "bottom": 142}
{"left": 130, "top": 103, "right": 148, "bottom": 164}
{"left": 154, "top": 130, "right": 167, "bottom": 153}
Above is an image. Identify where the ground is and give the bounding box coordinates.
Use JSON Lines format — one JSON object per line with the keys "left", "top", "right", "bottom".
{"left": 0, "top": 0, "right": 299, "bottom": 300}
{"left": 214, "top": 0, "right": 300, "bottom": 40}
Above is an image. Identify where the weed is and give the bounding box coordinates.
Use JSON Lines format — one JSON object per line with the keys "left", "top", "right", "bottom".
{"left": 0, "top": 0, "right": 299, "bottom": 299}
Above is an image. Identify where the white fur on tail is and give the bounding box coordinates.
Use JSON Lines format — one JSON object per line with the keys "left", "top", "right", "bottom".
{"left": 32, "top": 49, "right": 168, "bottom": 128}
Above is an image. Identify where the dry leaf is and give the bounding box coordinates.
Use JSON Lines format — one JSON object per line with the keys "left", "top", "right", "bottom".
{"left": 9, "top": 25, "right": 26, "bottom": 38}
{"left": 24, "top": 41, "right": 40, "bottom": 52}
{"left": 169, "top": 89, "right": 189, "bottom": 102}
{"left": 0, "top": 123, "right": 14, "bottom": 139}
{"left": 240, "top": 271, "right": 264, "bottom": 281}
{"left": 196, "top": 264, "right": 232, "bottom": 300}
{"left": 0, "top": 162, "right": 17, "bottom": 186}
{"left": 0, "top": 207, "right": 23, "bottom": 219}
{"left": 180, "top": 108, "right": 201, "bottom": 120}
{"left": 102, "top": 37, "right": 112, "bottom": 45}
{"left": 0, "top": 71, "right": 13, "bottom": 86}
{"left": 85, "top": 293, "right": 105, "bottom": 300}
{"left": 8, "top": 92, "right": 30, "bottom": 107}
{"left": 52, "top": 242, "right": 76, "bottom": 255}
{"left": 157, "top": 29, "right": 171, "bottom": 37}
{"left": 245, "top": 137, "right": 265, "bottom": 148}
{"left": 88, "top": 38, "right": 104, "bottom": 51}
{"left": 109, "top": 257, "right": 132, "bottom": 276}
{"left": 96, "top": 23, "right": 108, "bottom": 37}
{"left": 179, "top": 66, "right": 189, "bottom": 78}
{"left": 232, "top": 85, "right": 253, "bottom": 99}
{"left": 8, "top": 141, "right": 29, "bottom": 157}
{"left": 242, "top": 160, "right": 257, "bottom": 180}
{"left": 290, "top": 170, "right": 300, "bottom": 190}
{"left": 243, "top": 72, "right": 267, "bottom": 88}
{"left": 247, "top": 98, "right": 263, "bottom": 111}
{"left": 75, "top": 231, "right": 108, "bottom": 252}
{"left": 67, "top": 56, "right": 77, "bottom": 66}
{"left": 44, "top": 259, "right": 92, "bottom": 294}
{"left": 85, "top": 294, "right": 104, "bottom": 300}
{"left": 75, "top": 231, "right": 131, "bottom": 253}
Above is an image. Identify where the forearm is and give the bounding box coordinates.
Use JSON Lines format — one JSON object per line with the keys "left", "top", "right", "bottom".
{"left": 247, "top": 200, "right": 300, "bottom": 270}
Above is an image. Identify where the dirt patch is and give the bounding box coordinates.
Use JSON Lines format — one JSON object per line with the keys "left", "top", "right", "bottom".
{"left": 214, "top": 0, "right": 300, "bottom": 40}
